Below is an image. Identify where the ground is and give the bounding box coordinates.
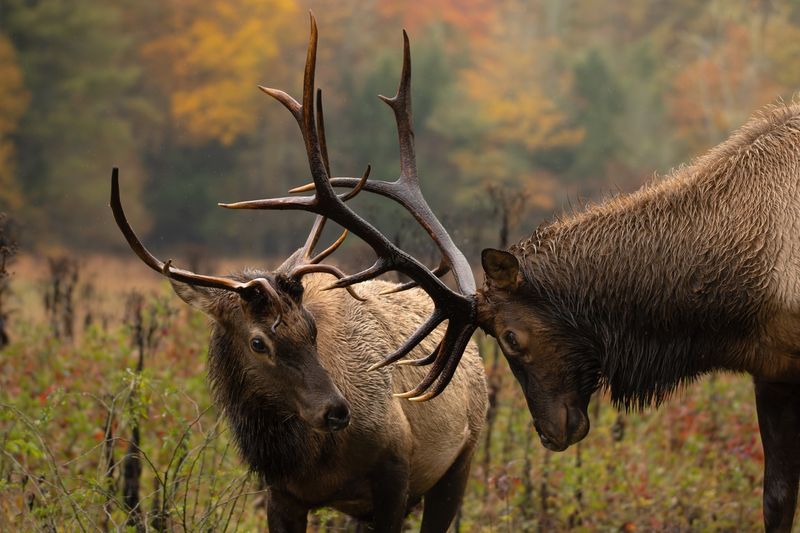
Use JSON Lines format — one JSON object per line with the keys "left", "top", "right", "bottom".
{"left": 0, "top": 254, "right": 769, "bottom": 531}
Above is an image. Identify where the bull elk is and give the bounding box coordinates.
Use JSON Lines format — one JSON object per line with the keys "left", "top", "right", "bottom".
{"left": 232, "top": 14, "right": 800, "bottom": 533}
{"left": 108, "top": 19, "right": 488, "bottom": 531}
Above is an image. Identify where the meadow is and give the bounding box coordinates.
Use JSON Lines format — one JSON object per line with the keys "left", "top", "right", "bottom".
{"left": 3, "top": 1, "right": 798, "bottom": 530}
{"left": 0, "top": 253, "right": 768, "bottom": 532}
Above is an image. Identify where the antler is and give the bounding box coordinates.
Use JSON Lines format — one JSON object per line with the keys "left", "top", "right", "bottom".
{"left": 220, "top": 14, "right": 477, "bottom": 401}
{"left": 287, "top": 215, "right": 366, "bottom": 302}
{"left": 110, "top": 168, "right": 282, "bottom": 305}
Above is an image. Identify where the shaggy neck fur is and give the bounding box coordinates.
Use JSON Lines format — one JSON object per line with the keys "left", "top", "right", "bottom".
{"left": 207, "top": 332, "right": 330, "bottom": 484}
{"left": 514, "top": 104, "right": 800, "bottom": 410}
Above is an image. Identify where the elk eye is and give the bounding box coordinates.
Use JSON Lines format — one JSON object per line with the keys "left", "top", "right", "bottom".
{"left": 250, "top": 337, "right": 269, "bottom": 354}
{"left": 503, "top": 331, "right": 520, "bottom": 352}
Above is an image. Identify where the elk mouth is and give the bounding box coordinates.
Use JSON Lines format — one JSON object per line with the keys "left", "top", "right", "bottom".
{"left": 534, "top": 423, "right": 568, "bottom": 452}
{"left": 532, "top": 403, "right": 590, "bottom": 452}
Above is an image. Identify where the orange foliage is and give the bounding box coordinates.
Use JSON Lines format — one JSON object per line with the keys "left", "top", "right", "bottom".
{"left": 445, "top": 5, "right": 582, "bottom": 196}
{"left": 376, "top": 0, "right": 495, "bottom": 40}
{"left": 140, "top": 0, "right": 297, "bottom": 146}
{"left": 0, "top": 35, "right": 29, "bottom": 210}
{"left": 668, "top": 21, "right": 780, "bottom": 149}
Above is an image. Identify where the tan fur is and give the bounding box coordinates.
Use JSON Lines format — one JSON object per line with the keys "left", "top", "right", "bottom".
{"left": 169, "top": 266, "right": 487, "bottom": 528}
{"left": 294, "top": 273, "right": 487, "bottom": 512}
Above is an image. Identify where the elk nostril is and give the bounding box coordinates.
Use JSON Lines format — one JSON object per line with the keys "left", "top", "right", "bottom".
{"left": 324, "top": 403, "right": 350, "bottom": 432}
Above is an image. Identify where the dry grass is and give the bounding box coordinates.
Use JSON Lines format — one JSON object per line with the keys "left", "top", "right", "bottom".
{"left": 0, "top": 253, "right": 776, "bottom": 531}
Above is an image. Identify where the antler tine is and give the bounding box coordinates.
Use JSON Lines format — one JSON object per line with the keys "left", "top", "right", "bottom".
{"left": 221, "top": 15, "right": 477, "bottom": 400}
{"left": 378, "top": 30, "right": 416, "bottom": 185}
{"left": 258, "top": 86, "right": 301, "bottom": 122}
{"left": 300, "top": 13, "right": 337, "bottom": 204}
{"left": 409, "top": 324, "right": 477, "bottom": 401}
{"left": 322, "top": 258, "right": 393, "bottom": 291}
{"left": 397, "top": 338, "right": 443, "bottom": 368}
{"left": 111, "top": 169, "right": 282, "bottom": 303}
{"left": 396, "top": 352, "right": 437, "bottom": 366}
{"left": 309, "top": 228, "right": 348, "bottom": 264}
{"left": 288, "top": 182, "right": 316, "bottom": 194}
{"left": 340, "top": 165, "right": 370, "bottom": 202}
{"left": 285, "top": 215, "right": 364, "bottom": 301}
{"left": 289, "top": 263, "right": 366, "bottom": 302}
{"left": 301, "top": 215, "right": 328, "bottom": 261}
{"left": 290, "top": 165, "right": 371, "bottom": 202}
{"left": 366, "top": 309, "right": 446, "bottom": 371}
{"left": 392, "top": 326, "right": 459, "bottom": 399}
{"left": 393, "top": 322, "right": 476, "bottom": 400}
{"left": 316, "top": 88, "right": 331, "bottom": 177}
{"left": 379, "top": 260, "right": 450, "bottom": 296}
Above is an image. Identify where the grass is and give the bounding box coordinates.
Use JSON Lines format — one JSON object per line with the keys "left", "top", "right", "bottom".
{"left": 0, "top": 254, "right": 772, "bottom": 531}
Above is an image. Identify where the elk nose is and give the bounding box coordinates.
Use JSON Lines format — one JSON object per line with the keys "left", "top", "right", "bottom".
{"left": 324, "top": 403, "right": 350, "bottom": 432}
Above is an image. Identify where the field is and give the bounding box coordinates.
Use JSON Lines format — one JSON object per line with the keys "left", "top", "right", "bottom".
{"left": 0, "top": 254, "right": 770, "bottom": 531}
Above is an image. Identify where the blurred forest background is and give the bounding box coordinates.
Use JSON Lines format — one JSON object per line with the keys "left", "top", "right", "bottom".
{"left": 1, "top": 1, "right": 798, "bottom": 530}
{"left": 2, "top": 0, "right": 800, "bottom": 261}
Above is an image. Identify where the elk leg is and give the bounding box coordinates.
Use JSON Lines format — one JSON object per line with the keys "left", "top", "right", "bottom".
{"left": 755, "top": 379, "right": 800, "bottom": 533}
{"left": 419, "top": 444, "right": 475, "bottom": 533}
{"left": 267, "top": 489, "right": 308, "bottom": 533}
{"left": 369, "top": 455, "right": 410, "bottom": 533}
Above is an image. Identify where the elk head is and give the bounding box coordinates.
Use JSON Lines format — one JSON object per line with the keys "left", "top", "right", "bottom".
{"left": 477, "top": 249, "right": 593, "bottom": 451}
{"left": 110, "top": 172, "right": 358, "bottom": 432}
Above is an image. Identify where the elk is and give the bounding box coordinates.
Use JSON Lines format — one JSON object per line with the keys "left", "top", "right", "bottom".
{"left": 111, "top": 182, "right": 487, "bottom": 531}
{"left": 109, "top": 22, "right": 488, "bottom": 532}
{"left": 233, "top": 14, "right": 800, "bottom": 533}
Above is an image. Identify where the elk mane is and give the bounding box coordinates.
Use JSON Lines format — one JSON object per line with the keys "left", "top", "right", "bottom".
{"left": 512, "top": 102, "right": 800, "bottom": 410}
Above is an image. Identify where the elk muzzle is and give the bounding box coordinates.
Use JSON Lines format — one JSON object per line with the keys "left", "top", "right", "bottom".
{"left": 294, "top": 361, "right": 351, "bottom": 433}
{"left": 530, "top": 400, "right": 590, "bottom": 452}
{"left": 322, "top": 401, "right": 350, "bottom": 432}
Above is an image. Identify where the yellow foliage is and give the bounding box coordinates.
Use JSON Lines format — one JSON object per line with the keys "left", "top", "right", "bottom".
{"left": 141, "top": 0, "right": 297, "bottom": 145}
{"left": 0, "top": 34, "right": 30, "bottom": 210}
{"left": 445, "top": 2, "right": 582, "bottom": 201}
{"left": 462, "top": 30, "right": 583, "bottom": 152}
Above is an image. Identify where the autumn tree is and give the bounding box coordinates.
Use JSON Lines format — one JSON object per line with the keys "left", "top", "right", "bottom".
{"left": 138, "top": 0, "right": 298, "bottom": 147}
{"left": 664, "top": 2, "right": 788, "bottom": 157}
{"left": 433, "top": 0, "right": 580, "bottom": 226}
{"left": 2, "top": 0, "right": 799, "bottom": 255}
{"left": 2, "top": 0, "right": 148, "bottom": 248}
{"left": 131, "top": 1, "right": 306, "bottom": 255}
{"left": 0, "top": 34, "right": 29, "bottom": 211}
{"left": 567, "top": 49, "right": 624, "bottom": 185}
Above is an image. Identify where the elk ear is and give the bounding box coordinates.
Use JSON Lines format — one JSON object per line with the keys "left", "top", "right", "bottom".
{"left": 481, "top": 248, "right": 520, "bottom": 290}
{"left": 168, "top": 280, "right": 225, "bottom": 320}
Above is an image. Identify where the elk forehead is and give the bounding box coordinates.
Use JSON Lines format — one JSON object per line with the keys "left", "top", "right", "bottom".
{"left": 233, "top": 273, "right": 313, "bottom": 334}
{"left": 477, "top": 285, "right": 535, "bottom": 336}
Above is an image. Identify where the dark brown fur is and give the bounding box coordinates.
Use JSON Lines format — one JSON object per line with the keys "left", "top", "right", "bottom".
{"left": 477, "top": 103, "right": 800, "bottom": 531}
{"left": 172, "top": 269, "right": 487, "bottom": 532}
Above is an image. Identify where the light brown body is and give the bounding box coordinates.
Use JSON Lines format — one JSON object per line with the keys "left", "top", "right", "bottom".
{"left": 110, "top": 167, "right": 488, "bottom": 531}
{"left": 281, "top": 274, "right": 487, "bottom": 518}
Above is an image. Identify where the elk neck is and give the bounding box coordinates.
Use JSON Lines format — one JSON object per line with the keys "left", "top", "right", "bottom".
{"left": 513, "top": 103, "right": 800, "bottom": 410}
{"left": 205, "top": 301, "right": 334, "bottom": 485}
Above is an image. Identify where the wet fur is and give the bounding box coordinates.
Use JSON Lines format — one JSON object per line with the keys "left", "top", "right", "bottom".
{"left": 501, "top": 102, "right": 800, "bottom": 410}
